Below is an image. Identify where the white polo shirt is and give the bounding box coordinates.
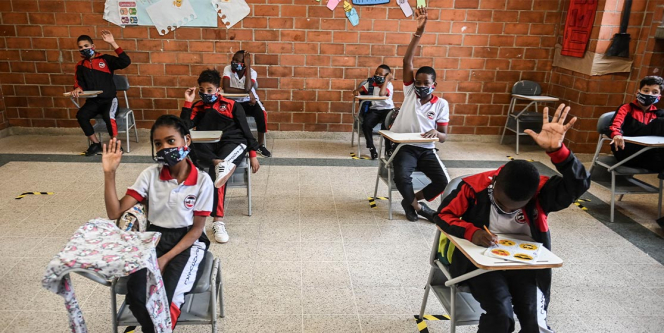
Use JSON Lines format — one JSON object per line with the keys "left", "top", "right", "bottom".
{"left": 390, "top": 81, "right": 450, "bottom": 149}
{"left": 126, "top": 159, "right": 213, "bottom": 229}
{"left": 222, "top": 65, "right": 264, "bottom": 110}
{"left": 488, "top": 206, "right": 532, "bottom": 238}
{"left": 360, "top": 80, "right": 395, "bottom": 110}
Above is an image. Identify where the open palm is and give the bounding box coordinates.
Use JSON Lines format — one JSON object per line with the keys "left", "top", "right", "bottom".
{"left": 102, "top": 138, "right": 123, "bottom": 173}
{"left": 524, "top": 104, "right": 576, "bottom": 152}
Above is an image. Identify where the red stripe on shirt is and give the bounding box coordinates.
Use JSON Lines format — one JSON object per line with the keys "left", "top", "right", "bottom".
{"left": 126, "top": 189, "right": 144, "bottom": 202}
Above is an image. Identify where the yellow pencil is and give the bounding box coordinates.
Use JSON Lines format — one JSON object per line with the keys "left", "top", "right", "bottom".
{"left": 484, "top": 225, "right": 497, "bottom": 244}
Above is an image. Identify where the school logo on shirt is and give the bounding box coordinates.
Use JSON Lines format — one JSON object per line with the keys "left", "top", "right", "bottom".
{"left": 426, "top": 110, "right": 436, "bottom": 120}
{"left": 515, "top": 210, "right": 526, "bottom": 224}
{"left": 184, "top": 195, "right": 196, "bottom": 209}
{"left": 98, "top": 61, "right": 106, "bottom": 69}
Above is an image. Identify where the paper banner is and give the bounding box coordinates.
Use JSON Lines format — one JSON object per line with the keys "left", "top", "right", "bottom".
{"left": 146, "top": 0, "right": 197, "bottom": 35}
{"left": 352, "top": 0, "right": 389, "bottom": 4}
{"left": 103, "top": 0, "right": 124, "bottom": 27}
{"left": 327, "top": 0, "right": 341, "bottom": 10}
{"left": 397, "top": 0, "right": 413, "bottom": 17}
{"left": 212, "top": 0, "right": 251, "bottom": 29}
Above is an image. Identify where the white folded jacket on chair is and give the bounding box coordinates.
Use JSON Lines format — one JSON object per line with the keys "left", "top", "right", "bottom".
{"left": 42, "top": 219, "right": 172, "bottom": 333}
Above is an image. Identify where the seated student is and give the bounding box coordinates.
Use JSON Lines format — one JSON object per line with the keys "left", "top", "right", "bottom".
{"left": 352, "top": 64, "right": 395, "bottom": 159}
{"left": 101, "top": 116, "right": 213, "bottom": 332}
{"left": 180, "top": 69, "right": 260, "bottom": 244}
{"left": 69, "top": 31, "right": 131, "bottom": 156}
{"left": 435, "top": 104, "right": 591, "bottom": 333}
{"left": 390, "top": 7, "right": 450, "bottom": 222}
{"left": 222, "top": 50, "right": 271, "bottom": 157}
{"left": 609, "top": 75, "right": 664, "bottom": 227}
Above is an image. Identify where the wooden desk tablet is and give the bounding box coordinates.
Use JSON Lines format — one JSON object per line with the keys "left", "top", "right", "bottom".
{"left": 190, "top": 130, "right": 223, "bottom": 143}
{"left": 63, "top": 90, "right": 103, "bottom": 98}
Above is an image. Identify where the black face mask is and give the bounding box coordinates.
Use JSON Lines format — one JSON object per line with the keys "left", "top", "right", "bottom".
{"left": 414, "top": 86, "right": 435, "bottom": 98}
{"left": 637, "top": 93, "right": 660, "bottom": 106}
{"left": 199, "top": 92, "right": 218, "bottom": 104}
{"left": 231, "top": 62, "right": 244, "bottom": 72}
{"left": 373, "top": 75, "right": 385, "bottom": 85}
{"left": 155, "top": 146, "right": 190, "bottom": 167}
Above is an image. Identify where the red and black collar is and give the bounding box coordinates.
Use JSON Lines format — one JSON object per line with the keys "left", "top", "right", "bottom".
{"left": 159, "top": 159, "right": 198, "bottom": 185}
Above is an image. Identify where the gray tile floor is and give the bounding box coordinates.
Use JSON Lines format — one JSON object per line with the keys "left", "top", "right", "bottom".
{"left": 0, "top": 134, "right": 662, "bottom": 332}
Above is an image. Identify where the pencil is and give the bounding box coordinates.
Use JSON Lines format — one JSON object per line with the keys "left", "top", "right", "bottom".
{"left": 483, "top": 225, "right": 495, "bottom": 237}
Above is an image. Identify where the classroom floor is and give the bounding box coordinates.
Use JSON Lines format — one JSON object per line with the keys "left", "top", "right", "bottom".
{"left": 0, "top": 133, "right": 662, "bottom": 333}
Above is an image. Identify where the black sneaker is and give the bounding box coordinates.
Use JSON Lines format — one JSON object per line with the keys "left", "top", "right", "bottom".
{"left": 84, "top": 142, "right": 102, "bottom": 156}
{"left": 257, "top": 144, "right": 272, "bottom": 157}
{"left": 123, "top": 326, "right": 136, "bottom": 333}
{"left": 417, "top": 202, "right": 437, "bottom": 223}
{"left": 656, "top": 217, "right": 664, "bottom": 229}
{"left": 369, "top": 147, "right": 378, "bottom": 160}
{"left": 401, "top": 199, "right": 418, "bottom": 222}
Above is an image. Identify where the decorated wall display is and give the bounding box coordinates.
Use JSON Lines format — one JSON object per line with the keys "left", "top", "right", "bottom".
{"left": 146, "top": 0, "right": 197, "bottom": 35}
{"left": 327, "top": 0, "right": 342, "bottom": 10}
{"left": 561, "top": 0, "right": 599, "bottom": 58}
{"left": 397, "top": 0, "right": 413, "bottom": 17}
{"left": 212, "top": 0, "right": 252, "bottom": 29}
{"left": 343, "top": 1, "right": 360, "bottom": 26}
{"left": 103, "top": 0, "right": 219, "bottom": 33}
{"left": 352, "top": 0, "right": 390, "bottom": 5}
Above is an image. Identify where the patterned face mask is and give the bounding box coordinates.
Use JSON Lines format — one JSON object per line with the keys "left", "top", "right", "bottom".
{"left": 636, "top": 92, "right": 660, "bottom": 106}
{"left": 231, "top": 61, "right": 244, "bottom": 72}
{"left": 155, "top": 146, "right": 190, "bottom": 167}
{"left": 414, "top": 85, "right": 435, "bottom": 98}
{"left": 199, "top": 92, "right": 218, "bottom": 104}
{"left": 373, "top": 75, "right": 386, "bottom": 85}
{"left": 79, "top": 48, "right": 95, "bottom": 58}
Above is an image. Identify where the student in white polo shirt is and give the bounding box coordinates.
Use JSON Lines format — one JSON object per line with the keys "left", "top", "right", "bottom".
{"left": 353, "top": 64, "right": 395, "bottom": 159}
{"left": 101, "top": 115, "right": 213, "bottom": 332}
{"left": 390, "top": 6, "right": 450, "bottom": 223}
{"left": 222, "top": 50, "right": 271, "bottom": 157}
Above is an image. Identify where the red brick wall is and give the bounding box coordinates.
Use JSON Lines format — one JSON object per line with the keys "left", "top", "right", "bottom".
{"left": 550, "top": 0, "right": 662, "bottom": 153}
{"left": 0, "top": 0, "right": 563, "bottom": 134}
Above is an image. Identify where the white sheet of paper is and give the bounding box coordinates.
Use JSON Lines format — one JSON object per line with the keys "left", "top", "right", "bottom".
{"left": 212, "top": 0, "right": 251, "bottom": 29}
{"left": 327, "top": 0, "right": 342, "bottom": 10}
{"left": 397, "top": 0, "right": 413, "bottom": 17}
{"left": 103, "top": 0, "right": 124, "bottom": 27}
{"left": 146, "top": 0, "right": 197, "bottom": 35}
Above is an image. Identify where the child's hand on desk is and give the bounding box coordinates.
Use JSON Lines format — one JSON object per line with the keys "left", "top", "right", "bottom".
{"left": 421, "top": 129, "right": 438, "bottom": 138}
{"left": 184, "top": 86, "right": 197, "bottom": 103}
{"left": 610, "top": 135, "right": 625, "bottom": 150}
{"left": 102, "top": 138, "right": 123, "bottom": 173}
{"left": 352, "top": 90, "right": 360, "bottom": 97}
{"left": 71, "top": 87, "right": 83, "bottom": 98}
{"left": 250, "top": 156, "right": 260, "bottom": 173}
{"left": 472, "top": 229, "right": 497, "bottom": 247}
{"left": 524, "top": 103, "right": 577, "bottom": 153}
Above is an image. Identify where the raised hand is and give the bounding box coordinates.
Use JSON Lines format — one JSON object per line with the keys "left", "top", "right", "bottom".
{"left": 101, "top": 30, "right": 116, "bottom": 45}
{"left": 415, "top": 6, "right": 427, "bottom": 32}
{"left": 184, "top": 86, "right": 197, "bottom": 102}
{"left": 243, "top": 51, "right": 252, "bottom": 67}
{"left": 524, "top": 103, "right": 577, "bottom": 153}
{"left": 102, "top": 138, "right": 123, "bottom": 173}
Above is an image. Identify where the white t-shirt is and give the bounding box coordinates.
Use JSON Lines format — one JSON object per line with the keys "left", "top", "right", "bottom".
{"left": 488, "top": 206, "right": 532, "bottom": 238}
{"left": 222, "top": 65, "right": 264, "bottom": 110}
{"left": 126, "top": 159, "right": 213, "bottom": 229}
{"left": 360, "top": 80, "right": 394, "bottom": 110}
{"left": 389, "top": 81, "right": 450, "bottom": 149}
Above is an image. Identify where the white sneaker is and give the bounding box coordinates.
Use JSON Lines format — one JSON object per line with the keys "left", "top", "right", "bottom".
{"left": 214, "top": 161, "right": 236, "bottom": 188}
{"left": 212, "top": 221, "right": 229, "bottom": 243}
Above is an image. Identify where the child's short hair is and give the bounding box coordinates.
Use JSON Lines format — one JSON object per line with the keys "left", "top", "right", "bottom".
{"left": 496, "top": 160, "right": 540, "bottom": 202}
{"left": 639, "top": 76, "right": 663, "bottom": 91}
{"left": 416, "top": 66, "right": 436, "bottom": 82}
{"left": 77, "top": 35, "right": 93, "bottom": 44}
{"left": 378, "top": 64, "right": 391, "bottom": 73}
{"left": 197, "top": 69, "right": 221, "bottom": 87}
{"left": 150, "top": 115, "right": 191, "bottom": 158}
{"left": 234, "top": 50, "right": 245, "bottom": 59}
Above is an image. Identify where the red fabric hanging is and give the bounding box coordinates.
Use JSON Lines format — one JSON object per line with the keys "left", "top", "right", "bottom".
{"left": 561, "top": 0, "right": 599, "bottom": 58}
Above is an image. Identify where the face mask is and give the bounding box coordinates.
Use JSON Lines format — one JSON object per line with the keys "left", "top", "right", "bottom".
{"left": 155, "top": 146, "right": 190, "bottom": 167}
{"left": 231, "top": 62, "right": 243, "bottom": 72}
{"left": 637, "top": 92, "right": 660, "bottom": 106}
{"left": 488, "top": 183, "right": 519, "bottom": 216}
{"left": 199, "top": 92, "right": 218, "bottom": 104}
{"left": 373, "top": 75, "right": 385, "bottom": 85}
{"left": 80, "top": 48, "right": 95, "bottom": 58}
{"left": 414, "top": 86, "right": 435, "bottom": 98}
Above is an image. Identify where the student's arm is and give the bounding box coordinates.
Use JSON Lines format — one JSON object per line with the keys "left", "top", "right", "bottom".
{"left": 100, "top": 30, "right": 131, "bottom": 70}
{"left": 180, "top": 87, "right": 203, "bottom": 129}
{"left": 222, "top": 65, "right": 249, "bottom": 94}
{"left": 102, "top": 138, "right": 139, "bottom": 219}
{"left": 378, "top": 75, "right": 392, "bottom": 97}
{"left": 232, "top": 102, "right": 261, "bottom": 173}
{"left": 242, "top": 51, "right": 253, "bottom": 93}
{"left": 157, "top": 175, "right": 213, "bottom": 271}
{"left": 608, "top": 104, "right": 630, "bottom": 150}
{"left": 249, "top": 68, "right": 258, "bottom": 105}
{"left": 524, "top": 104, "right": 590, "bottom": 214}
{"left": 403, "top": 7, "right": 427, "bottom": 85}
{"left": 422, "top": 101, "right": 449, "bottom": 142}
{"left": 434, "top": 182, "right": 494, "bottom": 247}
{"left": 71, "top": 65, "right": 85, "bottom": 97}
{"left": 353, "top": 80, "right": 368, "bottom": 96}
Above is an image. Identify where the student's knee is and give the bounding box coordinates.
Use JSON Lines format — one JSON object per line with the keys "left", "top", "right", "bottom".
{"left": 480, "top": 301, "right": 515, "bottom": 330}
{"left": 76, "top": 110, "right": 90, "bottom": 122}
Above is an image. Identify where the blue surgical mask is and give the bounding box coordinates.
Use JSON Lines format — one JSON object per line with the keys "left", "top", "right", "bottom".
{"left": 231, "top": 62, "right": 244, "bottom": 72}
{"left": 199, "top": 92, "right": 218, "bottom": 104}
{"left": 155, "top": 146, "right": 190, "bottom": 167}
{"left": 80, "top": 48, "right": 95, "bottom": 58}
{"left": 414, "top": 86, "right": 435, "bottom": 98}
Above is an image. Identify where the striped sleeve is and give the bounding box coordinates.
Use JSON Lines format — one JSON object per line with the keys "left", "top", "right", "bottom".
{"left": 435, "top": 183, "right": 479, "bottom": 241}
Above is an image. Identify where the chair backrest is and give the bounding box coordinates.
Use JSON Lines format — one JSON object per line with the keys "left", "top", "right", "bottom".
{"left": 113, "top": 75, "right": 130, "bottom": 91}
{"left": 597, "top": 111, "right": 615, "bottom": 135}
{"left": 384, "top": 107, "right": 399, "bottom": 129}
{"left": 429, "top": 176, "right": 466, "bottom": 266}
{"left": 511, "top": 80, "right": 542, "bottom": 96}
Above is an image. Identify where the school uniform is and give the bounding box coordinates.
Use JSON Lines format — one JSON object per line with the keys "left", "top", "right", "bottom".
{"left": 359, "top": 79, "right": 395, "bottom": 150}
{"left": 124, "top": 159, "right": 214, "bottom": 331}
{"left": 222, "top": 65, "right": 268, "bottom": 134}
{"left": 435, "top": 146, "right": 591, "bottom": 333}
{"left": 180, "top": 96, "right": 259, "bottom": 218}
{"left": 74, "top": 48, "right": 131, "bottom": 138}
{"left": 608, "top": 101, "right": 664, "bottom": 171}
{"left": 389, "top": 80, "right": 450, "bottom": 206}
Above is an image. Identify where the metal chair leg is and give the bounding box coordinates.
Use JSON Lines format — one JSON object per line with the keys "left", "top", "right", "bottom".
{"left": 500, "top": 97, "right": 516, "bottom": 144}
{"left": 418, "top": 268, "right": 435, "bottom": 319}
{"left": 388, "top": 166, "right": 393, "bottom": 220}
{"left": 658, "top": 179, "right": 663, "bottom": 218}
{"left": 125, "top": 114, "right": 131, "bottom": 153}
{"left": 611, "top": 171, "right": 616, "bottom": 222}
{"left": 450, "top": 284, "right": 457, "bottom": 333}
{"left": 132, "top": 112, "right": 139, "bottom": 143}
{"left": 516, "top": 119, "right": 520, "bottom": 155}
{"left": 247, "top": 158, "right": 252, "bottom": 216}
{"left": 618, "top": 194, "right": 624, "bottom": 202}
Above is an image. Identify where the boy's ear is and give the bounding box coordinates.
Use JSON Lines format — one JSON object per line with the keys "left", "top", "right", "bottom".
{"left": 433, "top": 81, "right": 438, "bottom": 88}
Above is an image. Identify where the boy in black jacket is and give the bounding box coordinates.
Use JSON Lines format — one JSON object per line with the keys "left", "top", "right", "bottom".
{"left": 435, "top": 104, "right": 590, "bottom": 333}
{"left": 70, "top": 31, "right": 131, "bottom": 156}
{"left": 180, "top": 69, "right": 260, "bottom": 244}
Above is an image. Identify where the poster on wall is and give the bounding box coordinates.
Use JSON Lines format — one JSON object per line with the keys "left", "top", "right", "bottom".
{"left": 561, "top": 0, "right": 598, "bottom": 58}
{"left": 103, "top": 0, "right": 218, "bottom": 28}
